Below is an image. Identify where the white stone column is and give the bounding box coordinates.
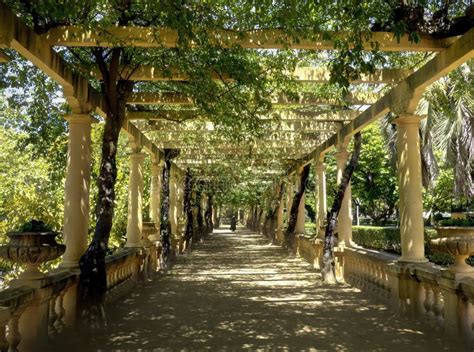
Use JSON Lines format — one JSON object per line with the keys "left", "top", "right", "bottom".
{"left": 126, "top": 151, "right": 145, "bottom": 247}
{"left": 276, "top": 196, "right": 284, "bottom": 243}
{"left": 149, "top": 157, "right": 161, "bottom": 224}
{"left": 315, "top": 163, "right": 327, "bottom": 238}
{"left": 335, "top": 146, "right": 353, "bottom": 246}
{"left": 60, "top": 114, "right": 93, "bottom": 269}
{"left": 169, "top": 165, "right": 178, "bottom": 244}
{"left": 295, "top": 170, "right": 306, "bottom": 235}
{"left": 286, "top": 180, "right": 294, "bottom": 224}
{"left": 395, "top": 114, "right": 427, "bottom": 263}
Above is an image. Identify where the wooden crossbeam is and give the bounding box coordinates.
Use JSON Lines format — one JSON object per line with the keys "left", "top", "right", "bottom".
{"left": 149, "top": 140, "right": 324, "bottom": 149}
{"left": 297, "top": 28, "right": 474, "bottom": 168}
{"left": 43, "top": 27, "right": 455, "bottom": 52}
{"left": 0, "top": 50, "right": 9, "bottom": 63}
{"left": 0, "top": 3, "right": 175, "bottom": 167}
{"left": 95, "top": 66, "right": 411, "bottom": 84}
{"left": 126, "top": 109, "right": 359, "bottom": 121}
{"left": 127, "top": 92, "right": 378, "bottom": 106}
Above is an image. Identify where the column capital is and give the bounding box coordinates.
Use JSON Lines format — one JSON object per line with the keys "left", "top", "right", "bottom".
{"left": 64, "top": 114, "right": 94, "bottom": 125}
{"left": 130, "top": 152, "right": 146, "bottom": 161}
{"left": 334, "top": 149, "right": 349, "bottom": 161}
{"left": 394, "top": 113, "right": 425, "bottom": 125}
{"left": 314, "top": 163, "right": 326, "bottom": 172}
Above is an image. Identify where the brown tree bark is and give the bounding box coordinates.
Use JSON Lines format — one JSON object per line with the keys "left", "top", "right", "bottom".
{"left": 160, "top": 149, "right": 180, "bottom": 268}
{"left": 284, "top": 165, "right": 310, "bottom": 253}
{"left": 264, "top": 183, "right": 284, "bottom": 244}
{"left": 204, "top": 194, "right": 214, "bottom": 234}
{"left": 183, "top": 168, "right": 194, "bottom": 250}
{"left": 195, "top": 182, "right": 204, "bottom": 241}
{"left": 321, "top": 132, "right": 362, "bottom": 283}
{"left": 78, "top": 46, "right": 134, "bottom": 327}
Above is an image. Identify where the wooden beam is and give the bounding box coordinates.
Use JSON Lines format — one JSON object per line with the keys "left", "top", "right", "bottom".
{"left": 127, "top": 91, "right": 378, "bottom": 106}
{"left": 145, "top": 122, "right": 340, "bottom": 133}
{"left": 0, "top": 3, "right": 173, "bottom": 167}
{"left": 43, "top": 26, "right": 455, "bottom": 52}
{"left": 297, "top": 28, "right": 474, "bottom": 168}
{"left": 0, "top": 50, "right": 9, "bottom": 63}
{"left": 95, "top": 66, "right": 411, "bottom": 84}
{"left": 292, "top": 67, "right": 412, "bottom": 84}
{"left": 126, "top": 109, "right": 358, "bottom": 121}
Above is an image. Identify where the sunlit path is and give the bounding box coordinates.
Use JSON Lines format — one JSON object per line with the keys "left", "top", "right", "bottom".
{"left": 54, "top": 228, "right": 461, "bottom": 351}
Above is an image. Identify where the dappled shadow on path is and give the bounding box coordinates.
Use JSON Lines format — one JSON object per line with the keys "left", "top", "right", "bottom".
{"left": 56, "top": 229, "right": 462, "bottom": 351}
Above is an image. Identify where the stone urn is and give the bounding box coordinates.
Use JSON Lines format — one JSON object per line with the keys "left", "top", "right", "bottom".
{"left": 0, "top": 231, "right": 66, "bottom": 280}
{"left": 431, "top": 227, "right": 474, "bottom": 273}
{"left": 142, "top": 222, "right": 158, "bottom": 244}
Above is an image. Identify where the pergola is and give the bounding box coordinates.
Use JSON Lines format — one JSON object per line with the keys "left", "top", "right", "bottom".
{"left": 0, "top": 3, "right": 474, "bottom": 350}
{"left": 1, "top": 1, "right": 473, "bottom": 262}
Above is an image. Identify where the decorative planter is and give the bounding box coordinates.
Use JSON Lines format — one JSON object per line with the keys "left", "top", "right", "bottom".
{"left": 431, "top": 227, "right": 474, "bottom": 273}
{"left": 142, "top": 222, "right": 158, "bottom": 244}
{"left": 0, "top": 232, "right": 66, "bottom": 280}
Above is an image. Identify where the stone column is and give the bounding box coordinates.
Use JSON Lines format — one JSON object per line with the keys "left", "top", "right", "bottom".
{"left": 295, "top": 170, "right": 306, "bottom": 235}
{"left": 315, "top": 163, "right": 327, "bottom": 238}
{"left": 335, "top": 145, "right": 353, "bottom": 246}
{"left": 395, "top": 114, "right": 427, "bottom": 263}
{"left": 169, "top": 165, "right": 178, "bottom": 247}
{"left": 60, "top": 114, "right": 93, "bottom": 269}
{"left": 276, "top": 197, "right": 284, "bottom": 244}
{"left": 286, "top": 180, "right": 294, "bottom": 225}
{"left": 126, "top": 151, "right": 145, "bottom": 247}
{"left": 149, "top": 157, "right": 161, "bottom": 225}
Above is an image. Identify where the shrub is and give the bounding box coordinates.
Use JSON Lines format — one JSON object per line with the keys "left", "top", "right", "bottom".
{"left": 438, "top": 217, "right": 474, "bottom": 227}
{"left": 352, "top": 226, "right": 469, "bottom": 267}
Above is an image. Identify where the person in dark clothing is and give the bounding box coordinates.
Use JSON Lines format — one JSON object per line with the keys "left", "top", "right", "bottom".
{"left": 230, "top": 215, "right": 237, "bottom": 232}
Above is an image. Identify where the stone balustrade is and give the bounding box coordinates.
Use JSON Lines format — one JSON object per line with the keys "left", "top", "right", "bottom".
{"left": 0, "top": 247, "right": 156, "bottom": 351}
{"left": 291, "top": 235, "right": 474, "bottom": 348}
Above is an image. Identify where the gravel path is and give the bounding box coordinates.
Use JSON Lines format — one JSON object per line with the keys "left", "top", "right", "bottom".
{"left": 58, "top": 228, "right": 462, "bottom": 351}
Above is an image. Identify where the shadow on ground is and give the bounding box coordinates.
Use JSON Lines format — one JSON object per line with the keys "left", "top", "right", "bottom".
{"left": 54, "top": 228, "right": 462, "bottom": 351}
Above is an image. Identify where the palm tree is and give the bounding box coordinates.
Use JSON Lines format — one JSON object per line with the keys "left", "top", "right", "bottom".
{"left": 421, "top": 61, "right": 474, "bottom": 209}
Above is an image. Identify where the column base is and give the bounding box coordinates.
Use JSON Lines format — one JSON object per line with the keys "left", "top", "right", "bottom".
{"left": 397, "top": 256, "right": 429, "bottom": 264}
{"left": 125, "top": 242, "right": 143, "bottom": 248}
{"left": 58, "top": 261, "right": 81, "bottom": 270}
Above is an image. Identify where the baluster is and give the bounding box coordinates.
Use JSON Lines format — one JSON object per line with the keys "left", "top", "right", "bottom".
{"left": 433, "top": 288, "right": 444, "bottom": 321}
{"left": 7, "top": 315, "right": 21, "bottom": 352}
{"left": 423, "top": 283, "right": 434, "bottom": 315}
{"left": 54, "top": 291, "right": 66, "bottom": 333}
{"left": 0, "top": 322, "right": 7, "bottom": 350}
{"left": 48, "top": 295, "right": 58, "bottom": 336}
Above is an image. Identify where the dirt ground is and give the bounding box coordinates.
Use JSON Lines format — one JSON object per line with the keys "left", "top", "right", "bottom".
{"left": 54, "top": 228, "right": 463, "bottom": 351}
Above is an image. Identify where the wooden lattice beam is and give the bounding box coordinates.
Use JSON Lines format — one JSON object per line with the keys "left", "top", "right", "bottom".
{"left": 126, "top": 109, "right": 359, "bottom": 121}
{"left": 94, "top": 66, "right": 411, "bottom": 84}
{"left": 43, "top": 27, "right": 455, "bottom": 52}
{"left": 296, "top": 28, "right": 474, "bottom": 169}
{"left": 127, "top": 91, "right": 378, "bottom": 106}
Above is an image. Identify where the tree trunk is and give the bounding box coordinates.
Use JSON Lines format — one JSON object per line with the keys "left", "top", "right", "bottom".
{"left": 195, "top": 183, "right": 204, "bottom": 241}
{"left": 78, "top": 74, "right": 135, "bottom": 327}
{"left": 204, "top": 194, "right": 213, "bottom": 234}
{"left": 160, "top": 149, "right": 180, "bottom": 268}
{"left": 285, "top": 165, "right": 310, "bottom": 253}
{"left": 265, "top": 183, "right": 284, "bottom": 244}
{"left": 183, "top": 168, "right": 194, "bottom": 250}
{"left": 321, "top": 132, "right": 362, "bottom": 283}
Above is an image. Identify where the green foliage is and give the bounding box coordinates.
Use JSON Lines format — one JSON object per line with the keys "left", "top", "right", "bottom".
{"left": 352, "top": 225, "right": 467, "bottom": 267}
{"left": 438, "top": 218, "right": 474, "bottom": 227}
{"left": 352, "top": 122, "right": 398, "bottom": 225}
{"left": 16, "top": 220, "right": 53, "bottom": 233}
